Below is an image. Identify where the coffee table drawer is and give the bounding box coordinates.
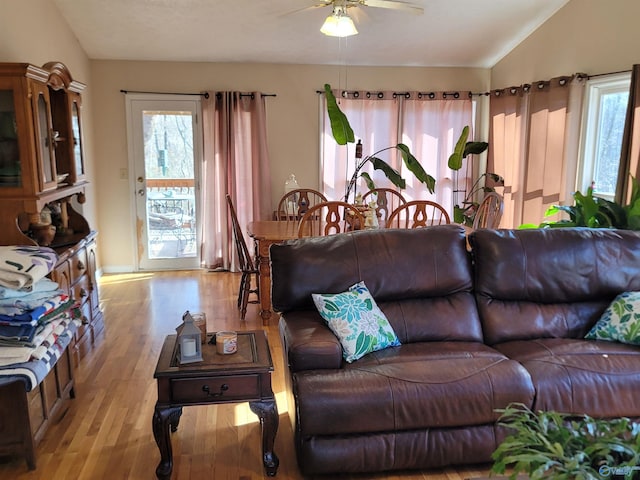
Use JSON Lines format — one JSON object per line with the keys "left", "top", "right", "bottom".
{"left": 170, "top": 374, "right": 260, "bottom": 402}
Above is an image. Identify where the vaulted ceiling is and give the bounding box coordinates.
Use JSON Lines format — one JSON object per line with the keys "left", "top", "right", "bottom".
{"left": 52, "top": 0, "right": 569, "bottom": 67}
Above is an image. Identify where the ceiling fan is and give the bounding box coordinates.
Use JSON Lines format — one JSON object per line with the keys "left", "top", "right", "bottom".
{"left": 312, "top": 0, "right": 424, "bottom": 15}
{"left": 295, "top": 0, "right": 424, "bottom": 37}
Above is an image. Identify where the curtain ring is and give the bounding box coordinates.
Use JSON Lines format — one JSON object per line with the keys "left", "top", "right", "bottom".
{"left": 494, "top": 91, "right": 501, "bottom": 97}
{"left": 366, "top": 92, "right": 371, "bottom": 98}
{"left": 392, "top": 92, "right": 398, "bottom": 98}
{"left": 453, "top": 92, "right": 460, "bottom": 99}
{"left": 429, "top": 92, "right": 435, "bottom": 99}
{"left": 405, "top": 93, "right": 411, "bottom": 99}
{"left": 353, "top": 91, "right": 359, "bottom": 98}
{"left": 523, "top": 84, "right": 531, "bottom": 92}
{"left": 377, "top": 92, "right": 384, "bottom": 99}
{"left": 559, "top": 78, "right": 567, "bottom": 86}
{"left": 510, "top": 87, "right": 518, "bottom": 94}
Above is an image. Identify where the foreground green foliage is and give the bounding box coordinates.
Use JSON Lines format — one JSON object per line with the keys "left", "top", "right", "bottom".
{"left": 492, "top": 403, "right": 640, "bottom": 480}
{"left": 520, "top": 176, "right": 640, "bottom": 230}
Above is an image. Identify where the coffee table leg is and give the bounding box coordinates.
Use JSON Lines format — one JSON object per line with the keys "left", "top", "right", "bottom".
{"left": 153, "top": 405, "right": 181, "bottom": 479}
{"left": 249, "top": 399, "right": 279, "bottom": 476}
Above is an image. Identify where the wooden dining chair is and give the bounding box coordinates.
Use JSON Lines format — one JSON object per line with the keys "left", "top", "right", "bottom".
{"left": 386, "top": 200, "right": 451, "bottom": 229}
{"left": 297, "top": 201, "right": 366, "bottom": 237}
{"left": 472, "top": 192, "right": 504, "bottom": 229}
{"left": 225, "top": 194, "right": 259, "bottom": 320}
{"left": 362, "top": 188, "right": 406, "bottom": 225}
{"left": 276, "top": 188, "right": 327, "bottom": 223}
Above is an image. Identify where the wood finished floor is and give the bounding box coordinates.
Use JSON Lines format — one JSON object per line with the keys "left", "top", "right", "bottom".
{"left": 0, "top": 270, "right": 492, "bottom": 480}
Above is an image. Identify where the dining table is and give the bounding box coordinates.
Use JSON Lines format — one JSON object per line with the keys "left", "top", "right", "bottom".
{"left": 247, "top": 220, "right": 300, "bottom": 324}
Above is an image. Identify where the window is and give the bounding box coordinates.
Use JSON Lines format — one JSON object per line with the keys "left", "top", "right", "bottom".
{"left": 320, "top": 91, "right": 476, "bottom": 215}
{"left": 578, "top": 73, "right": 631, "bottom": 200}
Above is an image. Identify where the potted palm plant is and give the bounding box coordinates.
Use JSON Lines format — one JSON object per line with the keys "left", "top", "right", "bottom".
{"left": 324, "top": 84, "right": 435, "bottom": 202}
{"left": 446, "top": 125, "right": 500, "bottom": 225}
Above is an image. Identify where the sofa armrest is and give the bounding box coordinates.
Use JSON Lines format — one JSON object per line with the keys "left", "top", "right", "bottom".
{"left": 279, "top": 311, "right": 343, "bottom": 372}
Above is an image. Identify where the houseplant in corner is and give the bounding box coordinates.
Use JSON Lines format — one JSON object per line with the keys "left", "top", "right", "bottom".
{"left": 491, "top": 403, "right": 640, "bottom": 479}
{"left": 446, "top": 125, "right": 500, "bottom": 226}
{"left": 519, "top": 176, "right": 640, "bottom": 230}
{"left": 324, "top": 84, "right": 436, "bottom": 202}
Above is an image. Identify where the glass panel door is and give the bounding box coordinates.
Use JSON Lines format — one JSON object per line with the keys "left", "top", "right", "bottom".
{"left": 0, "top": 90, "right": 21, "bottom": 188}
{"left": 126, "top": 95, "right": 202, "bottom": 270}
{"left": 71, "top": 96, "right": 85, "bottom": 181}
{"left": 32, "top": 83, "right": 57, "bottom": 192}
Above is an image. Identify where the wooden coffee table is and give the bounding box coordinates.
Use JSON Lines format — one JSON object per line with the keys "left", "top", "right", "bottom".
{"left": 152, "top": 330, "right": 279, "bottom": 479}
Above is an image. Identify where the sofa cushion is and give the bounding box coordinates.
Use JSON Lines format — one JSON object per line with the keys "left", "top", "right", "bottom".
{"left": 293, "top": 342, "right": 535, "bottom": 437}
{"left": 312, "top": 281, "right": 401, "bottom": 362}
{"left": 272, "top": 226, "right": 484, "bottom": 345}
{"left": 494, "top": 338, "right": 640, "bottom": 417}
{"left": 469, "top": 228, "right": 640, "bottom": 344}
{"left": 585, "top": 291, "right": 640, "bottom": 345}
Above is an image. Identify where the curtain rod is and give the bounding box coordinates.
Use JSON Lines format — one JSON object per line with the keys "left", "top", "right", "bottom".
{"left": 316, "top": 89, "right": 478, "bottom": 98}
{"left": 587, "top": 69, "right": 632, "bottom": 79}
{"left": 119, "top": 89, "right": 277, "bottom": 98}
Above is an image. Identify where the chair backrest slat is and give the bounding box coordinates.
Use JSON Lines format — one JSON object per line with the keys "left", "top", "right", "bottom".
{"left": 297, "top": 201, "right": 366, "bottom": 237}
{"left": 386, "top": 200, "right": 451, "bottom": 229}
{"left": 276, "top": 189, "right": 327, "bottom": 224}
{"left": 473, "top": 192, "right": 504, "bottom": 229}
{"left": 362, "top": 188, "right": 406, "bottom": 224}
{"left": 226, "top": 194, "right": 255, "bottom": 271}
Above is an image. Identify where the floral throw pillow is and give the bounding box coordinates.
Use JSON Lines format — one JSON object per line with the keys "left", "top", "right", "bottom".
{"left": 585, "top": 291, "right": 640, "bottom": 345}
{"left": 312, "top": 281, "right": 401, "bottom": 363}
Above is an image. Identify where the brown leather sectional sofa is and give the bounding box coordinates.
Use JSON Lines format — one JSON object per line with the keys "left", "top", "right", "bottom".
{"left": 270, "top": 225, "right": 640, "bottom": 476}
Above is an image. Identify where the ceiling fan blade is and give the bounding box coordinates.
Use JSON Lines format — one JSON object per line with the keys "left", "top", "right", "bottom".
{"left": 279, "top": 1, "right": 332, "bottom": 17}
{"left": 363, "top": 0, "right": 424, "bottom": 15}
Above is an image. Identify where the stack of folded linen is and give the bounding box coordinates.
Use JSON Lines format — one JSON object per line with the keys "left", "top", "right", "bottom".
{"left": 0, "top": 246, "right": 80, "bottom": 371}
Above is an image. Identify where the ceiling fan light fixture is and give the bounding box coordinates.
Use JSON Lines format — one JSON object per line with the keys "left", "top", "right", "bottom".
{"left": 320, "top": 9, "right": 358, "bottom": 37}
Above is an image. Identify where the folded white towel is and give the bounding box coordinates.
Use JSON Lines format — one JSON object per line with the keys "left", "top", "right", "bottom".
{"left": 0, "top": 278, "right": 59, "bottom": 299}
{"left": 0, "top": 246, "right": 58, "bottom": 290}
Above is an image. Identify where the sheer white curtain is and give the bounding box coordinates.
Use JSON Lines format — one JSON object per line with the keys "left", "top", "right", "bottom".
{"left": 320, "top": 90, "right": 473, "bottom": 214}
{"left": 200, "top": 92, "right": 272, "bottom": 271}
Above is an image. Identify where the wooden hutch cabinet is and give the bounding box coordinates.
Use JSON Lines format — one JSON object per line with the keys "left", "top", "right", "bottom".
{"left": 0, "top": 61, "right": 103, "bottom": 366}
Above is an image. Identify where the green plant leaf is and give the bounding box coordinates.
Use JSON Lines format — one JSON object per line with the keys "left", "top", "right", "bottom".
{"left": 463, "top": 141, "right": 489, "bottom": 157}
{"left": 370, "top": 156, "right": 406, "bottom": 189}
{"left": 574, "top": 190, "right": 599, "bottom": 225}
{"left": 397, "top": 143, "right": 435, "bottom": 194}
{"left": 598, "top": 198, "right": 627, "bottom": 228}
{"left": 324, "top": 84, "right": 354, "bottom": 145}
{"left": 360, "top": 172, "right": 376, "bottom": 191}
{"left": 448, "top": 125, "right": 469, "bottom": 170}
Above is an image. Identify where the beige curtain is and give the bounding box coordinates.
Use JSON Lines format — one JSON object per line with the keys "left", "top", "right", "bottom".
{"left": 488, "top": 75, "right": 585, "bottom": 228}
{"left": 201, "top": 92, "right": 272, "bottom": 271}
{"left": 321, "top": 90, "right": 473, "bottom": 214}
{"left": 616, "top": 64, "right": 640, "bottom": 203}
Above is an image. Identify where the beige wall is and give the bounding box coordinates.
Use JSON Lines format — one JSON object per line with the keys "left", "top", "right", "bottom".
{"left": 91, "top": 61, "right": 489, "bottom": 270}
{"left": 0, "top": 0, "right": 97, "bottom": 257}
{"left": 492, "top": 0, "right": 640, "bottom": 87}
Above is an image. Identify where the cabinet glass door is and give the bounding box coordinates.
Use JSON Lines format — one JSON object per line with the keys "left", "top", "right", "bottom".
{"left": 0, "top": 90, "right": 21, "bottom": 188}
{"left": 71, "top": 97, "right": 85, "bottom": 182}
{"left": 33, "top": 84, "right": 57, "bottom": 191}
